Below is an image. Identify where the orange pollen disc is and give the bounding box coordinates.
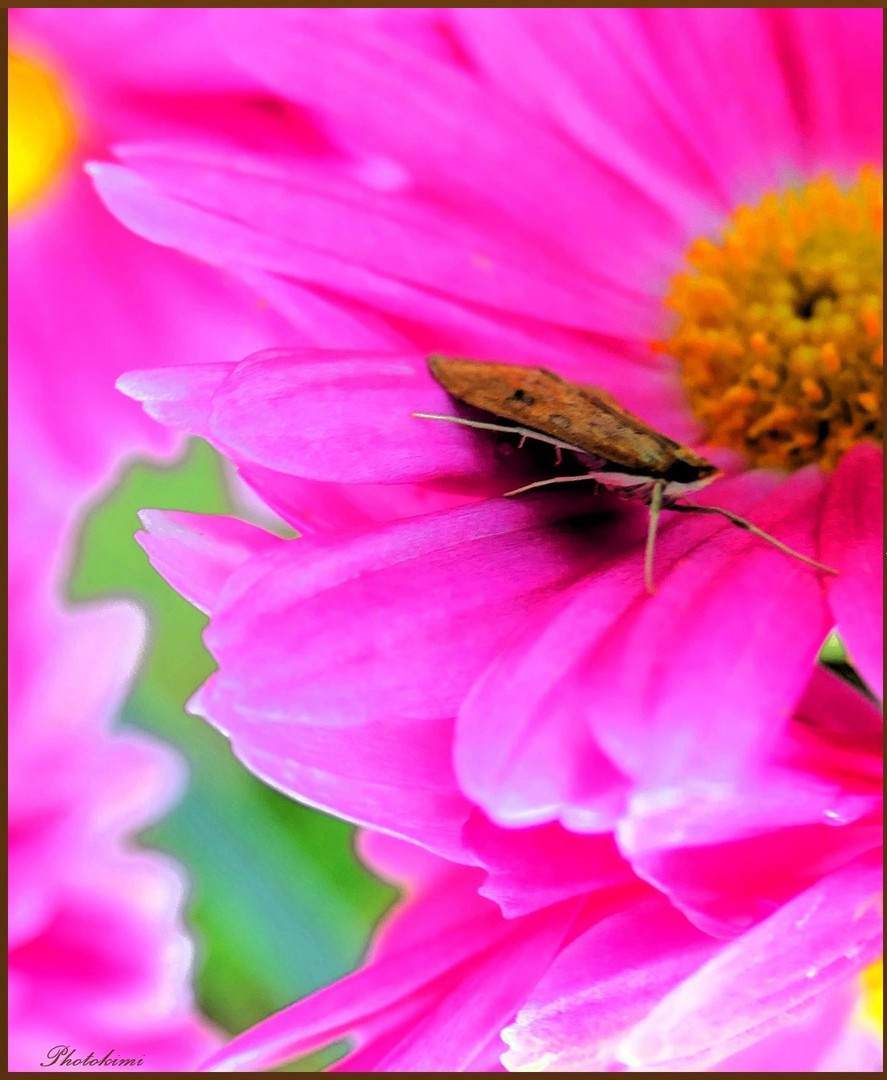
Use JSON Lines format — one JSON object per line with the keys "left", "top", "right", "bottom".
{"left": 661, "top": 170, "right": 882, "bottom": 471}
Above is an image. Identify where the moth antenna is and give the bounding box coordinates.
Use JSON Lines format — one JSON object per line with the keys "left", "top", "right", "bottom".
{"left": 502, "top": 474, "right": 598, "bottom": 498}
{"left": 411, "top": 412, "right": 578, "bottom": 452}
{"left": 668, "top": 501, "right": 839, "bottom": 575}
{"left": 644, "top": 480, "right": 665, "bottom": 595}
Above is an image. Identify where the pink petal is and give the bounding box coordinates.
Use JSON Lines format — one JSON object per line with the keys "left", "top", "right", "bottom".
{"left": 92, "top": 151, "right": 661, "bottom": 347}
{"left": 502, "top": 893, "right": 720, "bottom": 1071}
{"left": 449, "top": 9, "right": 730, "bottom": 216}
{"left": 789, "top": 664, "right": 883, "bottom": 789}
{"left": 116, "top": 363, "right": 232, "bottom": 437}
{"left": 453, "top": 553, "right": 644, "bottom": 831}
{"left": 10, "top": 167, "right": 289, "bottom": 501}
{"left": 120, "top": 346, "right": 698, "bottom": 503}
{"left": 623, "top": 816, "right": 881, "bottom": 940}
{"left": 108, "top": 145, "right": 660, "bottom": 338}
{"left": 202, "top": 913, "right": 506, "bottom": 1072}
{"left": 176, "top": 496, "right": 627, "bottom": 850}
{"left": 457, "top": 594, "right": 634, "bottom": 829}
{"left": 461, "top": 1033, "right": 510, "bottom": 1072}
{"left": 10, "top": 9, "right": 252, "bottom": 97}
{"left": 120, "top": 357, "right": 487, "bottom": 531}
{"left": 118, "top": 349, "right": 489, "bottom": 487}
{"left": 355, "top": 834, "right": 492, "bottom": 960}
{"left": 463, "top": 811, "right": 634, "bottom": 917}
{"left": 634, "top": 9, "right": 803, "bottom": 202}
{"left": 326, "top": 1016, "right": 433, "bottom": 1073}
{"left": 203, "top": 856, "right": 575, "bottom": 1073}
{"left": 213, "top": 11, "right": 685, "bottom": 295}
{"left": 9, "top": 590, "right": 216, "bottom": 1069}
{"left": 355, "top": 829, "right": 462, "bottom": 892}
{"left": 203, "top": 349, "right": 526, "bottom": 486}
{"left": 192, "top": 684, "right": 473, "bottom": 861}
{"left": 455, "top": 468, "right": 819, "bottom": 824}
{"left": 815, "top": 1014, "right": 885, "bottom": 1073}
{"left": 580, "top": 467, "right": 832, "bottom": 784}
{"left": 235, "top": 461, "right": 476, "bottom": 535}
{"left": 618, "top": 664, "right": 883, "bottom": 934}
{"left": 96, "top": 155, "right": 698, "bottom": 443}
{"left": 820, "top": 443, "right": 884, "bottom": 700}
{"left": 618, "top": 854, "right": 883, "bottom": 1070}
{"left": 767, "top": 8, "right": 884, "bottom": 173}
{"left": 202, "top": 494, "right": 624, "bottom": 730}
{"left": 136, "top": 510, "right": 282, "bottom": 616}
{"left": 373, "top": 902, "right": 581, "bottom": 1071}
{"left": 710, "top": 979, "right": 874, "bottom": 1072}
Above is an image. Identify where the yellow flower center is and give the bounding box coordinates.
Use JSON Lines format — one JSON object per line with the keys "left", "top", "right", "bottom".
{"left": 662, "top": 171, "right": 883, "bottom": 471}
{"left": 8, "top": 49, "right": 77, "bottom": 216}
{"left": 856, "top": 958, "right": 883, "bottom": 1038}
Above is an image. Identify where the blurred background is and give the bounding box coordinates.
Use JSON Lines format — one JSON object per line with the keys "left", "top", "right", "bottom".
{"left": 68, "top": 438, "right": 397, "bottom": 1066}
{"left": 8, "top": 10, "right": 396, "bottom": 1067}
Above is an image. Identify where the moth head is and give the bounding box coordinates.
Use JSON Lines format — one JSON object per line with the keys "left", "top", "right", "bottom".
{"left": 662, "top": 448, "right": 721, "bottom": 492}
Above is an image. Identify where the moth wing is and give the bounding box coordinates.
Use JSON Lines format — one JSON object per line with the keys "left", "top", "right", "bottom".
{"left": 578, "top": 383, "right": 621, "bottom": 410}
{"left": 427, "top": 356, "right": 686, "bottom": 472}
{"left": 577, "top": 383, "right": 659, "bottom": 429}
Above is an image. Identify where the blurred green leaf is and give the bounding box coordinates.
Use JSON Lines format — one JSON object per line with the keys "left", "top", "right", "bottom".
{"left": 818, "top": 631, "right": 848, "bottom": 667}
{"left": 68, "top": 439, "right": 397, "bottom": 1037}
{"left": 817, "top": 630, "right": 875, "bottom": 700}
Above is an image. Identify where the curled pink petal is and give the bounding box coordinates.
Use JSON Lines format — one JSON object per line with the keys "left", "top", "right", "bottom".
{"left": 464, "top": 811, "right": 634, "bottom": 917}
{"left": 116, "top": 363, "right": 233, "bottom": 437}
{"left": 136, "top": 510, "right": 281, "bottom": 615}
{"left": 205, "top": 349, "right": 525, "bottom": 486}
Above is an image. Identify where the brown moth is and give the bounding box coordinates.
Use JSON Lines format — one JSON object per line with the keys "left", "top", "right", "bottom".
{"left": 414, "top": 355, "right": 837, "bottom": 593}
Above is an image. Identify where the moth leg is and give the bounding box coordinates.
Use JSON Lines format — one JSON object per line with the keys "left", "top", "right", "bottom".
{"left": 617, "top": 481, "right": 656, "bottom": 503}
{"left": 668, "top": 501, "right": 838, "bottom": 575}
{"left": 411, "top": 412, "right": 577, "bottom": 452}
{"left": 644, "top": 480, "right": 666, "bottom": 595}
{"left": 502, "top": 473, "right": 597, "bottom": 498}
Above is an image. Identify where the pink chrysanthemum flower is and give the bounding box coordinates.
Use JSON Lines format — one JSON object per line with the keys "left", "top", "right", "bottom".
{"left": 130, "top": 478, "right": 882, "bottom": 1070}
{"left": 8, "top": 574, "right": 217, "bottom": 1070}
{"left": 91, "top": 7, "right": 882, "bottom": 1071}
{"left": 93, "top": 7, "right": 883, "bottom": 679}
